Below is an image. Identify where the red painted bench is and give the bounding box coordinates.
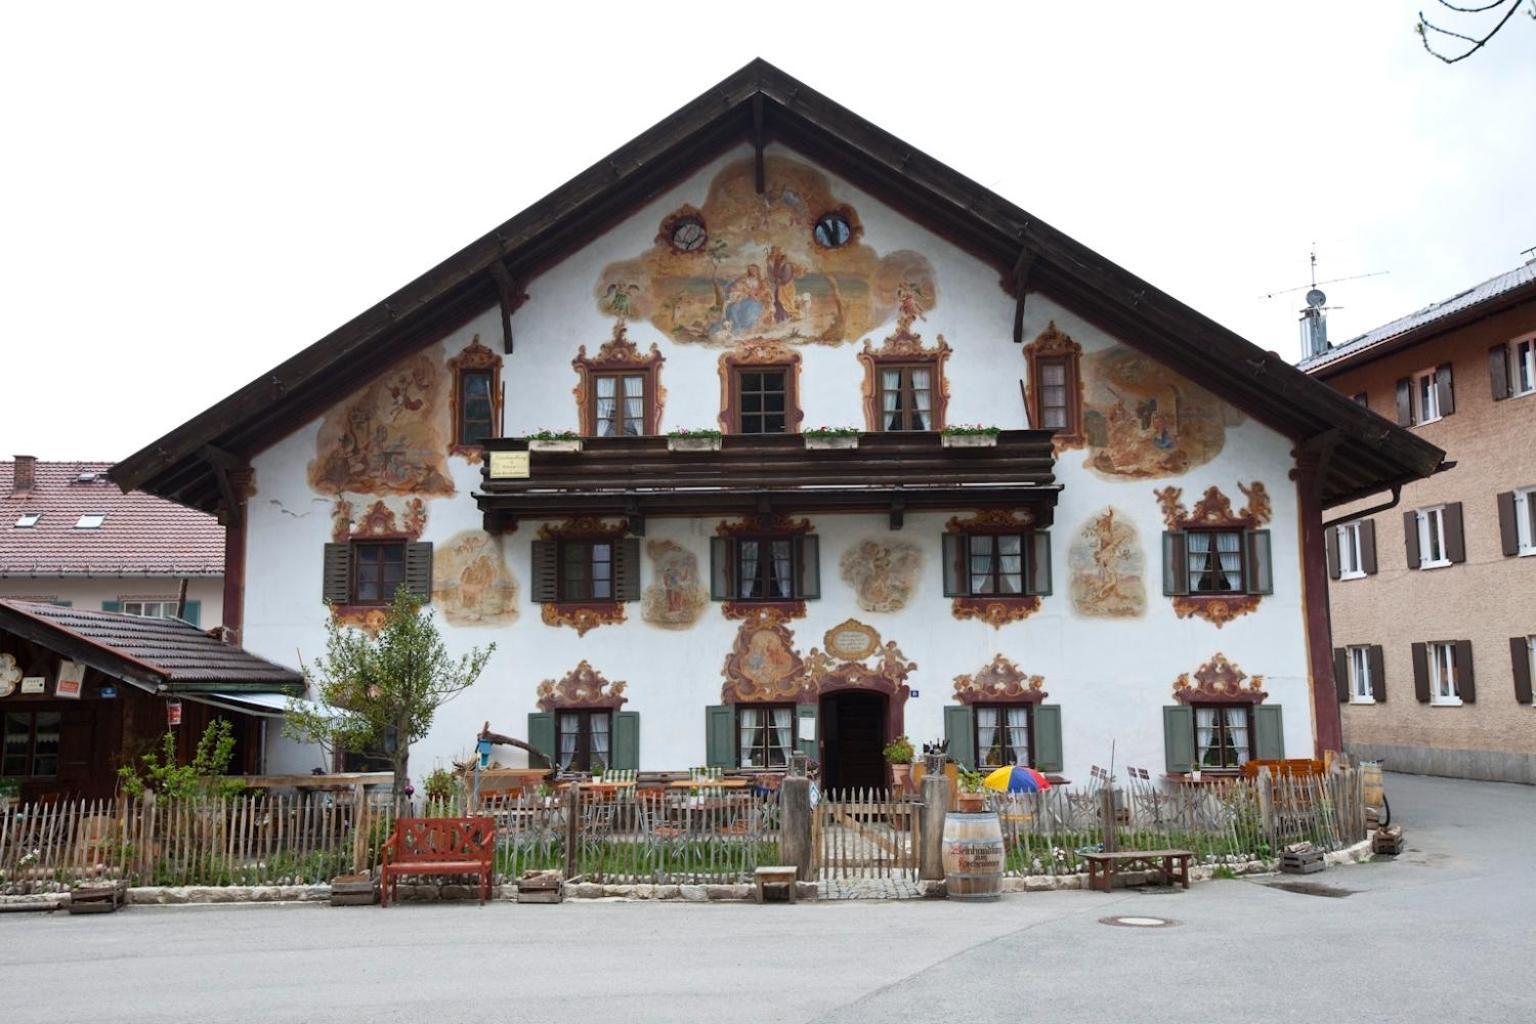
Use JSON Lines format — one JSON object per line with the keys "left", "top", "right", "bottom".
{"left": 379, "top": 817, "right": 496, "bottom": 907}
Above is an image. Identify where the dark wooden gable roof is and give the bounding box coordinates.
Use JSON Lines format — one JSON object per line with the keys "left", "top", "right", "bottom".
{"left": 110, "top": 58, "right": 1444, "bottom": 512}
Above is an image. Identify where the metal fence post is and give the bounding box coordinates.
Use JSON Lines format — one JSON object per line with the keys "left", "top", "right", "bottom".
{"left": 779, "top": 776, "right": 812, "bottom": 882}
{"left": 919, "top": 773, "right": 949, "bottom": 880}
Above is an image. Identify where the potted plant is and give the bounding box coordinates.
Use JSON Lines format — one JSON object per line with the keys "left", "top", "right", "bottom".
{"left": 0, "top": 776, "right": 18, "bottom": 810}
{"left": 941, "top": 424, "right": 1001, "bottom": 448}
{"left": 527, "top": 429, "right": 583, "bottom": 453}
{"left": 955, "top": 767, "right": 988, "bottom": 812}
{"left": 803, "top": 426, "right": 860, "bottom": 450}
{"left": 589, "top": 757, "right": 606, "bottom": 782}
{"left": 882, "top": 735, "right": 915, "bottom": 794}
{"left": 666, "top": 427, "right": 723, "bottom": 452}
{"left": 423, "top": 766, "right": 458, "bottom": 809}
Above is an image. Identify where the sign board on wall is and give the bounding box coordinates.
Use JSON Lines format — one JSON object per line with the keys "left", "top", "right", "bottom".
{"left": 55, "top": 661, "right": 85, "bottom": 700}
{"left": 20, "top": 676, "right": 45, "bottom": 695}
{"left": 166, "top": 698, "right": 182, "bottom": 727}
{"left": 488, "top": 451, "right": 530, "bottom": 479}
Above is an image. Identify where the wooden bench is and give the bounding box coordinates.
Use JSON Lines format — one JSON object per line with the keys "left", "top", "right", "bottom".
{"left": 379, "top": 817, "right": 496, "bottom": 907}
{"left": 754, "top": 865, "right": 798, "bottom": 903}
{"left": 1081, "top": 849, "right": 1192, "bottom": 893}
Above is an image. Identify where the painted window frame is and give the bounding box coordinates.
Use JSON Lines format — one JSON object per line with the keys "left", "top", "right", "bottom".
{"left": 1515, "top": 486, "right": 1536, "bottom": 557}
{"left": 875, "top": 362, "right": 938, "bottom": 432}
{"left": 1512, "top": 334, "right": 1536, "bottom": 398}
{"left": 1192, "top": 703, "right": 1253, "bottom": 771}
{"left": 1417, "top": 506, "right": 1450, "bottom": 569}
{"left": 975, "top": 703, "right": 1034, "bottom": 770}
{"left": 1, "top": 710, "right": 61, "bottom": 779}
{"left": 555, "top": 708, "right": 612, "bottom": 772}
{"left": 350, "top": 540, "right": 407, "bottom": 606}
{"left": 1413, "top": 367, "right": 1441, "bottom": 424}
{"left": 1338, "top": 521, "right": 1366, "bottom": 580}
{"left": 1347, "top": 645, "right": 1374, "bottom": 704}
{"left": 456, "top": 368, "right": 497, "bottom": 448}
{"left": 736, "top": 703, "right": 797, "bottom": 769}
{"left": 965, "top": 533, "right": 1029, "bottom": 596}
{"left": 557, "top": 539, "right": 615, "bottom": 604}
{"left": 590, "top": 371, "right": 651, "bottom": 438}
{"left": 731, "top": 535, "right": 798, "bottom": 602}
{"left": 732, "top": 366, "right": 793, "bottom": 435}
{"left": 1427, "top": 641, "right": 1460, "bottom": 706}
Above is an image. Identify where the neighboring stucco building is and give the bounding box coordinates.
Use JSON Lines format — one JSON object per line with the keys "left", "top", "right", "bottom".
{"left": 110, "top": 61, "right": 1441, "bottom": 789}
{"left": 1302, "top": 260, "right": 1536, "bottom": 783}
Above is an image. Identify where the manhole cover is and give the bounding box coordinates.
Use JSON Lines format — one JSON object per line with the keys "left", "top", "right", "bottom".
{"left": 1099, "top": 915, "right": 1177, "bottom": 928}
{"left": 1265, "top": 881, "right": 1355, "bottom": 898}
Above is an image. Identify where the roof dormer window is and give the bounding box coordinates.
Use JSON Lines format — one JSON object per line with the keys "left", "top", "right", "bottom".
{"left": 15, "top": 512, "right": 41, "bottom": 528}
{"left": 75, "top": 513, "right": 105, "bottom": 529}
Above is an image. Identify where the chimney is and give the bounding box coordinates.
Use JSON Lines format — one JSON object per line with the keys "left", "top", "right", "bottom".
{"left": 11, "top": 455, "right": 36, "bottom": 494}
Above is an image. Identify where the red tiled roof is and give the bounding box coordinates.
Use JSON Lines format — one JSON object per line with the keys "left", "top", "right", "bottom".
{"left": 1, "top": 460, "right": 223, "bottom": 577}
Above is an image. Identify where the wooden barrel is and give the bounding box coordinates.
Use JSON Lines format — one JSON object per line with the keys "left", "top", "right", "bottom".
{"left": 943, "top": 810, "right": 1004, "bottom": 901}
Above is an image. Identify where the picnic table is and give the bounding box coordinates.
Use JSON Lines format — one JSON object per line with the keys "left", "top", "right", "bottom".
{"left": 668, "top": 778, "right": 750, "bottom": 790}
{"left": 1082, "top": 849, "right": 1193, "bottom": 893}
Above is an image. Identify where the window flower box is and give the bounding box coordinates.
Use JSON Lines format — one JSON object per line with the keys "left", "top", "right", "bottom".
{"left": 942, "top": 433, "right": 998, "bottom": 448}
{"left": 804, "top": 434, "right": 859, "bottom": 450}
{"left": 529, "top": 438, "right": 583, "bottom": 453}
{"left": 667, "top": 435, "right": 722, "bottom": 452}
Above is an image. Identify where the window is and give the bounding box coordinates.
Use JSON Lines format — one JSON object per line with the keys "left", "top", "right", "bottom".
{"left": 556, "top": 709, "right": 611, "bottom": 772}
{"left": 1516, "top": 488, "right": 1536, "bottom": 556}
{"left": 560, "top": 540, "right": 614, "bottom": 602}
{"left": 1513, "top": 336, "right": 1536, "bottom": 397}
{"left": 351, "top": 541, "right": 405, "bottom": 605}
{"left": 813, "top": 212, "right": 852, "bottom": 249}
{"left": 1163, "top": 528, "right": 1272, "bottom": 597}
{"left": 2, "top": 711, "right": 61, "bottom": 779}
{"left": 1397, "top": 364, "right": 1453, "bottom": 426}
{"left": 457, "top": 370, "right": 496, "bottom": 446}
{"left": 710, "top": 534, "right": 819, "bottom": 603}
{"left": 1348, "top": 646, "right": 1374, "bottom": 703}
{"left": 668, "top": 216, "right": 707, "bottom": 253}
{"left": 878, "top": 365, "right": 934, "bottom": 431}
{"left": 1187, "top": 530, "right": 1245, "bottom": 592}
{"left": 1193, "top": 705, "right": 1251, "bottom": 769}
{"left": 593, "top": 374, "right": 646, "bottom": 437}
{"left": 976, "top": 705, "right": 1032, "bottom": 769}
{"left": 14, "top": 512, "right": 40, "bottom": 528}
{"left": 738, "top": 704, "right": 795, "bottom": 768}
{"left": 1338, "top": 522, "right": 1365, "bottom": 579}
{"left": 943, "top": 531, "right": 1052, "bottom": 598}
{"left": 1414, "top": 368, "right": 1440, "bottom": 424}
{"left": 1023, "top": 323, "right": 1083, "bottom": 443}
{"left": 1417, "top": 507, "right": 1449, "bottom": 568}
{"left": 735, "top": 369, "right": 789, "bottom": 434}
{"left": 75, "top": 513, "right": 105, "bottom": 529}
{"left": 1036, "top": 358, "right": 1071, "bottom": 430}
{"left": 322, "top": 540, "right": 432, "bottom": 608}
{"left": 1427, "top": 641, "right": 1459, "bottom": 705}
{"left": 969, "top": 534, "right": 1025, "bottom": 595}
{"left": 122, "top": 600, "right": 175, "bottom": 619}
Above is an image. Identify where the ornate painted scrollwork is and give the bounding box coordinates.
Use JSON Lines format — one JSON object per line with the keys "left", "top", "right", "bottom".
{"left": 952, "top": 654, "right": 1047, "bottom": 704}
{"left": 571, "top": 321, "right": 666, "bottom": 436}
{"left": 536, "top": 660, "right": 628, "bottom": 711}
{"left": 1172, "top": 653, "right": 1267, "bottom": 704}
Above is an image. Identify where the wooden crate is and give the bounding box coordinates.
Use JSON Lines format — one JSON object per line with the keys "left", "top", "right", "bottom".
{"left": 516, "top": 871, "right": 563, "bottom": 904}
{"left": 330, "top": 874, "right": 377, "bottom": 906}
{"left": 68, "top": 881, "right": 127, "bottom": 914}
{"left": 1372, "top": 826, "right": 1405, "bottom": 856}
{"left": 1279, "top": 846, "right": 1326, "bottom": 875}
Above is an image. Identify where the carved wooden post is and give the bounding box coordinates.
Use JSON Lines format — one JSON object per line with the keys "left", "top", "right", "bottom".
{"left": 563, "top": 786, "right": 580, "bottom": 881}
{"left": 779, "top": 776, "right": 813, "bottom": 882}
{"left": 350, "top": 783, "right": 368, "bottom": 874}
{"left": 919, "top": 772, "right": 950, "bottom": 881}
{"left": 1101, "top": 784, "right": 1118, "bottom": 854}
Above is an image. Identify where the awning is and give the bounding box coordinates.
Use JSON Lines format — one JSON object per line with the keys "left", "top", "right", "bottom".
{"left": 177, "top": 691, "right": 335, "bottom": 719}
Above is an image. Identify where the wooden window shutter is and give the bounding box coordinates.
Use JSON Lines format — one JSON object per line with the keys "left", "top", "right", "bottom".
{"left": 704, "top": 705, "right": 735, "bottom": 768}
{"left": 1245, "top": 530, "right": 1273, "bottom": 595}
{"left": 1162, "top": 532, "right": 1189, "bottom": 596}
{"left": 1333, "top": 648, "right": 1349, "bottom": 703}
{"left": 1435, "top": 363, "right": 1455, "bottom": 416}
{"left": 1162, "top": 705, "right": 1195, "bottom": 774}
{"left": 709, "top": 537, "right": 733, "bottom": 601}
{"left": 1443, "top": 502, "right": 1466, "bottom": 564}
{"left": 101, "top": 600, "right": 122, "bottom": 613}
{"left": 1511, "top": 637, "right": 1534, "bottom": 704}
{"left": 1360, "top": 519, "right": 1378, "bottom": 575}
{"left": 1402, "top": 511, "right": 1421, "bottom": 570}
{"left": 181, "top": 601, "right": 202, "bottom": 627}
{"left": 611, "top": 711, "right": 640, "bottom": 771}
{"left": 1254, "top": 705, "right": 1285, "bottom": 761}
{"left": 1325, "top": 526, "right": 1341, "bottom": 580}
{"left": 1496, "top": 491, "right": 1520, "bottom": 556}
{"left": 1368, "top": 645, "right": 1387, "bottom": 702}
{"left": 322, "top": 543, "right": 352, "bottom": 604}
{"left": 405, "top": 542, "right": 434, "bottom": 600}
{"left": 1454, "top": 639, "right": 1475, "bottom": 703}
{"left": 1395, "top": 377, "right": 1413, "bottom": 426}
{"left": 530, "top": 540, "right": 559, "bottom": 603}
{"left": 1489, "top": 344, "right": 1511, "bottom": 401}
{"left": 1033, "top": 704, "right": 1063, "bottom": 772}
{"left": 941, "top": 533, "right": 965, "bottom": 597}
{"left": 796, "top": 704, "right": 818, "bottom": 759}
{"left": 614, "top": 537, "right": 642, "bottom": 602}
{"left": 1028, "top": 531, "right": 1053, "bottom": 596}
{"left": 795, "top": 535, "right": 821, "bottom": 600}
{"left": 943, "top": 705, "right": 975, "bottom": 771}
{"left": 527, "top": 712, "right": 556, "bottom": 769}
{"left": 1411, "top": 642, "right": 1430, "bottom": 703}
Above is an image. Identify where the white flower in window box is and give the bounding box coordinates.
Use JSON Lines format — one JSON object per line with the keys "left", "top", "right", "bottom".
{"left": 666, "top": 430, "right": 723, "bottom": 452}
{"left": 941, "top": 426, "right": 999, "bottom": 448}
{"left": 527, "top": 434, "right": 582, "bottom": 453}
{"left": 803, "top": 428, "right": 859, "bottom": 450}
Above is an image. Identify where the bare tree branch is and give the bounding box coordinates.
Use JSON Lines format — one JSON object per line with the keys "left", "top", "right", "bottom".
{"left": 1418, "top": 0, "right": 1530, "bottom": 63}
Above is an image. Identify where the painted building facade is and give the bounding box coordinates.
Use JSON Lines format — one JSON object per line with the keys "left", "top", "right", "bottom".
{"left": 110, "top": 62, "right": 1442, "bottom": 790}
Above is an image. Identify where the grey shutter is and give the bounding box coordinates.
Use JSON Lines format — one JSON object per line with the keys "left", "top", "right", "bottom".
{"left": 404, "top": 542, "right": 433, "bottom": 600}
{"left": 1511, "top": 637, "right": 1534, "bottom": 704}
{"left": 1435, "top": 363, "right": 1455, "bottom": 416}
{"left": 1403, "top": 511, "right": 1421, "bottom": 569}
{"left": 796, "top": 535, "right": 820, "bottom": 599}
{"left": 1325, "top": 526, "right": 1341, "bottom": 580}
{"left": 1497, "top": 492, "right": 1520, "bottom": 556}
{"left": 1395, "top": 377, "right": 1413, "bottom": 426}
{"left": 1254, "top": 705, "right": 1285, "bottom": 761}
{"left": 709, "top": 537, "right": 733, "bottom": 601}
{"left": 1333, "top": 648, "right": 1349, "bottom": 703}
{"left": 322, "top": 543, "right": 351, "bottom": 604}
{"left": 796, "top": 703, "right": 818, "bottom": 759}
{"left": 941, "top": 533, "right": 965, "bottom": 597}
{"left": 181, "top": 600, "right": 201, "bottom": 626}
{"left": 943, "top": 705, "right": 975, "bottom": 771}
{"left": 1360, "top": 519, "right": 1379, "bottom": 575}
{"left": 614, "top": 537, "right": 642, "bottom": 602}
{"left": 1033, "top": 705, "right": 1063, "bottom": 772}
{"left": 1368, "top": 645, "right": 1387, "bottom": 702}
{"left": 101, "top": 600, "right": 122, "bottom": 613}
{"left": 1162, "top": 531, "right": 1189, "bottom": 596}
{"left": 705, "top": 705, "right": 735, "bottom": 768}
{"left": 1443, "top": 502, "right": 1466, "bottom": 564}
{"left": 1245, "top": 530, "right": 1273, "bottom": 595}
{"left": 1162, "top": 705, "right": 1195, "bottom": 774}
{"left": 1489, "top": 344, "right": 1511, "bottom": 401}
{"left": 611, "top": 711, "right": 640, "bottom": 771}
{"left": 1455, "top": 639, "right": 1475, "bottom": 703}
{"left": 1029, "top": 531, "right": 1053, "bottom": 597}
{"left": 1411, "top": 642, "right": 1430, "bottom": 703}
{"left": 530, "top": 540, "right": 559, "bottom": 603}
{"left": 527, "top": 712, "right": 556, "bottom": 769}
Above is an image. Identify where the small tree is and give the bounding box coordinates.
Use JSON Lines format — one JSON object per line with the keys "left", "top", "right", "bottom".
{"left": 118, "top": 718, "right": 245, "bottom": 800}
{"left": 285, "top": 587, "right": 494, "bottom": 813}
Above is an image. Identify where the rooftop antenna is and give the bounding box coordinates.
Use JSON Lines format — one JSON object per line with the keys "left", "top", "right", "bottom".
{"left": 1521, "top": 244, "right": 1536, "bottom": 265}
{"left": 1260, "top": 247, "right": 1387, "bottom": 360}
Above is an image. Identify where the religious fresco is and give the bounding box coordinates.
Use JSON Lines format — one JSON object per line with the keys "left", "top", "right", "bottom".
{"left": 1080, "top": 345, "right": 1241, "bottom": 480}
{"left": 595, "top": 156, "right": 936, "bottom": 346}
{"left": 432, "top": 530, "right": 517, "bottom": 626}
{"left": 308, "top": 350, "right": 455, "bottom": 497}
{"left": 1067, "top": 507, "right": 1146, "bottom": 619}
{"left": 839, "top": 538, "right": 923, "bottom": 613}
{"left": 641, "top": 540, "right": 708, "bottom": 630}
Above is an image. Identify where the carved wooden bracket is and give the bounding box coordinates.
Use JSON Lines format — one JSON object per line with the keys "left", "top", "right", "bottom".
{"left": 1172, "top": 652, "right": 1267, "bottom": 704}
{"left": 952, "top": 654, "right": 1047, "bottom": 704}
{"left": 487, "top": 263, "right": 529, "bottom": 354}
{"left": 536, "top": 660, "right": 628, "bottom": 711}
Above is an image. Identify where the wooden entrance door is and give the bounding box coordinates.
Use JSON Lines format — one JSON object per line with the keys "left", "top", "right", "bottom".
{"left": 820, "top": 691, "right": 888, "bottom": 791}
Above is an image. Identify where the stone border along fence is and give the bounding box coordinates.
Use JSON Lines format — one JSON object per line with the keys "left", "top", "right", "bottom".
{"left": 0, "top": 768, "right": 1368, "bottom": 902}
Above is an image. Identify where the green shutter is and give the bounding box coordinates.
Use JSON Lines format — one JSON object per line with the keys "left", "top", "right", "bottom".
{"left": 611, "top": 711, "right": 640, "bottom": 771}
{"left": 796, "top": 535, "right": 820, "bottom": 599}
{"left": 527, "top": 712, "right": 556, "bottom": 769}
{"left": 530, "top": 540, "right": 559, "bottom": 603}
{"left": 614, "top": 537, "right": 642, "bottom": 602}
{"left": 705, "top": 705, "right": 735, "bottom": 768}
{"left": 101, "top": 600, "right": 122, "bottom": 613}
{"left": 182, "top": 600, "right": 201, "bottom": 626}
{"left": 1246, "top": 530, "right": 1273, "bottom": 595}
{"left": 1162, "top": 532, "right": 1188, "bottom": 596}
{"left": 322, "top": 543, "right": 351, "bottom": 604}
{"left": 1029, "top": 531, "right": 1053, "bottom": 596}
{"left": 1254, "top": 705, "right": 1285, "bottom": 761}
{"left": 709, "top": 538, "right": 732, "bottom": 601}
{"left": 941, "top": 533, "right": 965, "bottom": 597}
{"left": 796, "top": 703, "right": 818, "bottom": 759}
{"left": 1033, "top": 704, "right": 1063, "bottom": 772}
{"left": 943, "top": 705, "right": 975, "bottom": 770}
{"left": 405, "top": 541, "right": 434, "bottom": 600}
{"left": 1162, "top": 705, "right": 1195, "bottom": 773}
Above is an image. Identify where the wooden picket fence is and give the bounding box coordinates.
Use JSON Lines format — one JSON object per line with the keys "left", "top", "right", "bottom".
{"left": 813, "top": 788, "right": 920, "bottom": 881}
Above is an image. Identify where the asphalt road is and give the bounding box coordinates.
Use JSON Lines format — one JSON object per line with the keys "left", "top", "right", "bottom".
{"left": 3, "top": 772, "right": 1532, "bottom": 1024}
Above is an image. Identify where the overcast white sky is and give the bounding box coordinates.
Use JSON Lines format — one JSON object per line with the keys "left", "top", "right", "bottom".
{"left": 2, "top": 1, "right": 1532, "bottom": 461}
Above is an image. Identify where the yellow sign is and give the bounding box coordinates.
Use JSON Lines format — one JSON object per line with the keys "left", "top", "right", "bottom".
{"left": 488, "top": 451, "right": 531, "bottom": 479}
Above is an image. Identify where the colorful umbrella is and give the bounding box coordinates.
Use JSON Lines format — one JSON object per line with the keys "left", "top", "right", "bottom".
{"left": 983, "top": 765, "right": 1053, "bottom": 793}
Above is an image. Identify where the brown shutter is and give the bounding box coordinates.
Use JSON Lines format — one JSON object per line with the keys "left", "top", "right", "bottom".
{"left": 1411, "top": 642, "right": 1430, "bottom": 703}
{"left": 795, "top": 535, "right": 821, "bottom": 599}
{"left": 530, "top": 540, "right": 559, "bottom": 603}
{"left": 941, "top": 533, "right": 965, "bottom": 597}
{"left": 710, "top": 537, "right": 734, "bottom": 601}
{"left": 1368, "top": 645, "right": 1387, "bottom": 702}
{"left": 404, "top": 542, "right": 434, "bottom": 600}
{"left": 1245, "top": 529, "right": 1273, "bottom": 595}
{"left": 1162, "top": 531, "right": 1189, "bottom": 596}
{"left": 1511, "top": 636, "right": 1534, "bottom": 704}
{"left": 1359, "top": 519, "right": 1378, "bottom": 575}
{"left": 1403, "top": 510, "right": 1420, "bottom": 569}
{"left": 1489, "top": 344, "right": 1511, "bottom": 401}
{"left": 1435, "top": 363, "right": 1455, "bottom": 416}
{"left": 1395, "top": 377, "right": 1413, "bottom": 426}
{"left": 1333, "top": 648, "right": 1348, "bottom": 703}
{"left": 1496, "top": 491, "right": 1520, "bottom": 556}
{"left": 614, "top": 537, "right": 642, "bottom": 602}
{"left": 322, "top": 543, "right": 352, "bottom": 604}
{"left": 1443, "top": 502, "right": 1466, "bottom": 564}
{"left": 1325, "top": 526, "right": 1341, "bottom": 580}
{"left": 1454, "top": 639, "right": 1475, "bottom": 703}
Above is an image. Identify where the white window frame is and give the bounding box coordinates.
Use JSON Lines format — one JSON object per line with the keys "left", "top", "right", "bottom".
{"left": 121, "top": 600, "right": 176, "bottom": 619}
{"left": 1414, "top": 367, "right": 1441, "bottom": 424}
{"left": 1516, "top": 487, "right": 1536, "bottom": 557}
{"left": 14, "top": 512, "right": 41, "bottom": 528}
{"left": 1417, "top": 506, "right": 1450, "bottom": 569}
{"left": 74, "top": 513, "right": 105, "bottom": 530}
{"left": 1338, "top": 521, "right": 1366, "bottom": 580}
{"left": 1512, "top": 335, "right": 1536, "bottom": 398}
{"left": 1347, "top": 645, "right": 1374, "bottom": 704}
{"left": 1427, "top": 641, "right": 1460, "bottom": 706}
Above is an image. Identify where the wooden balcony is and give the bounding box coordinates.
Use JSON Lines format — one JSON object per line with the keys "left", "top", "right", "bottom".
{"left": 476, "top": 430, "right": 1059, "bottom": 532}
